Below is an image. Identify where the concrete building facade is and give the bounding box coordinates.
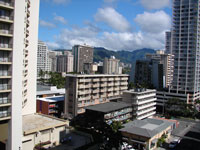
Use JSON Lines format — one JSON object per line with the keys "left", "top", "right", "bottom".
{"left": 72, "top": 45, "right": 93, "bottom": 73}
{"left": 0, "top": 0, "right": 40, "bottom": 149}
{"left": 103, "top": 56, "right": 121, "bottom": 74}
{"left": 165, "top": 31, "right": 172, "bottom": 54}
{"left": 122, "top": 89, "right": 156, "bottom": 120}
{"left": 65, "top": 74, "right": 129, "bottom": 118}
{"left": 146, "top": 50, "right": 174, "bottom": 88}
{"left": 56, "top": 51, "right": 73, "bottom": 73}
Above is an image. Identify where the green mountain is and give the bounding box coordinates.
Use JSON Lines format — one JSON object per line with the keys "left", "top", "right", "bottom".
{"left": 94, "top": 47, "right": 156, "bottom": 64}
{"left": 54, "top": 47, "right": 156, "bottom": 64}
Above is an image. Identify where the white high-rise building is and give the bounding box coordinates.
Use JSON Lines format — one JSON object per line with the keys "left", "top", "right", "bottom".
{"left": 37, "top": 41, "right": 51, "bottom": 77}
{"left": 0, "top": 0, "right": 40, "bottom": 150}
{"left": 170, "top": 0, "right": 200, "bottom": 102}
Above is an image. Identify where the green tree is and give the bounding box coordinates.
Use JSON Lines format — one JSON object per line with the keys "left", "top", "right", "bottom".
{"left": 48, "top": 72, "right": 65, "bottom": 88}
{"left": 38, "top": 70, "right": 45, "bottom": 84}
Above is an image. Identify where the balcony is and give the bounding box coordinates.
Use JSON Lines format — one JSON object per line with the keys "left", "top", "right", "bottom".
{"left": 92, "top": 89, "right": 99, "bottom": 93}
{"left": 0, "top": 1, "right": 14, "bottom": 9}
{"left": 0, "top": 99, "right": 11, "bottom": 107}
{"left": 108, "top": 78, "right": 114, "bottom": 81}
{"left": 136, "top": 107, "right": 156, "bottom": 116}
{"left": 115, "top": 78, "right": 120, "bottom": 81}
{"left": 0, "top": 44, "right": 12, "bottom": 51}
{"left": 24, "top": 49, "right": 28, "bottom": 56}
{"left": 108, "top": 88, "right": 114, "bottom": 92}
{"left": 92, "top": 95, "right": 99, "bottom": 99}
{"left": 137, "top": 111, "right": 156, "bottom": 120}
{"left": 27, "top": 9, "right": 30, "bottom": 17}
{"left": 0, "top": 71, "right": 11, "bottom": 78}
{"left": 100, "top": 83, "right": 107, "bottom": 87}
{"left": 93, "top": 84, "right": 99, "bottom": 88}
{"left": 93, "top": 78, "right": 100, "bottom": 82}
{"left": 121, "top": 77, "right": 128, "bottom": 80}
{"left": 25, "top": 29, "right": 29, "bottom": 37}
{"left": 101, "top": 78, "right": 107, "bottom": 81}
{"left": 0, "top": 15, "right": 13, "bottom": 23}
{"left": 121, "top": 82, "right": 128, "bottom": 85}
{"left": 0, "top": 111, "right": 11, "bottom": 121}
{"left": 0, "top": 30, "right": 13, "bottom": 37}
{"left": 27, "top": 0, "right": 30, "bottom": 8}
{"left": 120, "top": 86, "right": 128, "bottom": 90}
{"left": 108, "top": 83, "right": 114, "bottom": 86}
{"left": 0, "top": 57, "right": 12, "bottom": 64}
{"left": 24, "top": 39, "right": 29, "bottom": 47}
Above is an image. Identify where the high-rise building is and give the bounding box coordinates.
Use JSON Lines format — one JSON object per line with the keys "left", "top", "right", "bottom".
{"left": 170, "top": 0, "right": 200, "bottom": 103}
{"left": 37, "top": 41, "right": 51, "bottom": 77}
{"left": 65, "top": 74, "right": 129, "bottom": 118}
{"left": 0, "top": 0, "right": 40, "bottom": 149}
{"left": 56, "top": 51, "right": 73, "bottom": 73}
{"left": 103, "top": 56, "right": 121, "bottom": 74}
{"left": 165, "top": 31, "right": 172, "bottom": 54}
{"left": 134, "top": 59, "right": 164, "bottom": 89}
{"left": 72, "top": 45, "right": 93, "bottom": 73}
{"left": 146, "top": 50, "right": 174, "bottom": 88}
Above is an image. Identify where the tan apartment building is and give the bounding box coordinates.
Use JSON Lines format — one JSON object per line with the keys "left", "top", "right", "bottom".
{"left": 65, "top": 74, "right": 129, "bottom": 118}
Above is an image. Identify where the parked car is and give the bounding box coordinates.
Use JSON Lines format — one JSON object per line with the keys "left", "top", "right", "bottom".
{"left": 169, "top": 138, "right": 181, "bottom": 149}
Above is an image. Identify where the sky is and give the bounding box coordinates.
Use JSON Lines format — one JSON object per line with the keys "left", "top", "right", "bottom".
{"left": 39, "top": 0, "right": 172, "bottom": 51}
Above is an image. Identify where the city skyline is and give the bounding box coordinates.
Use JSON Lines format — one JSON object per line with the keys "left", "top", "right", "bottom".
{"left": 39, "top": 0, "right": 172, "bottom": 51}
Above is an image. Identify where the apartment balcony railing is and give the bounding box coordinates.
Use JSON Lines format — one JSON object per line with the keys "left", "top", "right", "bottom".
{"left": 0, "top": 111, "right": 11, "bottom": 119}
{"left": 0, "top": 71, "right": 11, "bottom": 77}
{"left": 0, "top": 1, "right": 14, "bottom": 7}
{"left": 0, "top": 15, "right": 13, "bottom": 21}
{"left": 0, "top": 84, "right": 11, "bottom": 90}
{"left": 0, "top": 99, "right": 11, "bottom": 105}
{"left": 0, "top": 30, "right": 13, "bottom": 35}
{"left": 0, "top": 57, "right": 12, "bottom": 63}
{"left": 0, "top": 44, "right": 12, "bottom": 49}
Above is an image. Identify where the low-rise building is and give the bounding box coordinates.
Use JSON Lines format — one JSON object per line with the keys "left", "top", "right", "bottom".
{"left": 36, "top": 96, "right": 64, "bottom": 118}
{"left": 65, "top": 74, "right": 129, "bottom": 118}
{"left": 22, "top": 114, "right": 68, "bottom": 150}
{"left": 85, "top": 102, "right": 132, "bottom": 124}
{"left": 37, "top": 85, "right": 65, "bottom": 98}
{"left": 119, "top": 118, "right": 176, "bottom": 150}
{"left": 122, "top": 89, "right": 156, "bottom": 120}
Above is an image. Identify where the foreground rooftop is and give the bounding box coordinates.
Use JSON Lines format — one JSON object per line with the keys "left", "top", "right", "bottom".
{"left": 119, "top": 118, "right": 174, "bottom": 138}
{"left": 85, "top": 102, "right": 131, "bottom": 113}
{"left": 23, "top": 113, "right": 67, "bottom": 135}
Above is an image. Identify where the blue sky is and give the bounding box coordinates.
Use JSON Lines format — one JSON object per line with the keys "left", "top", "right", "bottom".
{"left": 39, "top": 0, "right": 172, "bottom": 51}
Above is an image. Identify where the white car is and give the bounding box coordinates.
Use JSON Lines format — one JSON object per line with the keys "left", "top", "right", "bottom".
{"left": 169, "top": 138, "right": 181, "bottom": 149}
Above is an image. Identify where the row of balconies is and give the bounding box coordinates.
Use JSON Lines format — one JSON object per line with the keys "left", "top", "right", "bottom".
{"left": 0, "top": 1, "right": 14, "bottom": 8}
{"left": 0, "top": 71, "right": 11, "bottom": 78}
{"left": 79, "top": 77, "right": 128, "bottom": 83}
{"left": 78, "top": 82, "right": 128, "bottom": 89}
{"left": 136, "top": 107, "right": 156, "bottom": 116}
{"left": 136, "top": 111, "right": 156, "bottom": 120}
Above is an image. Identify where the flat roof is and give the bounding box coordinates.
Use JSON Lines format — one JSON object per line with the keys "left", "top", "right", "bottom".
{"left": 37, "top": 90, "right": 65, "bottom": 96}
{"left": 85, "top": 102, "right": 131, "bottom": 113}
{"left": 119, "top": 118, "right": 174, "bottom": 138}
{"left": 37, "top": 96, "right": 64, "bottom": 102}
{"left": 66, "top": 74, "right": 129, "bottom": 78}
{"left": 23, "top": 114, "right": 67, "bottom": 135}
{"left": 123, "top": 89, "right": 156, "bottom": 94}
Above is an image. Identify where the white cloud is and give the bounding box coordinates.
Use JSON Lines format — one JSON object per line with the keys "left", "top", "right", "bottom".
{"left": 46, "top": 41, "right": 60, "bottom": 50}
{"left": 141, "top": 0, "right": 170, "bottom": 10}
{"left": 39, "top": 20, "right": 56, "bottom": 28}
{"left": 52, "top": 0, "right": 70, "bottom": 4}
{"left": 104, "top": 0, "right": 117, "bottom": 3}
{"left": 42, "top": 0, "right": 71, "bottom": 5}
{"left": 54, "top": 14, "right": 67, "bottom": 24}
{"left": 134, "top": 11, "right": 171, "bottom": 33}
{"left": 94, "top": 7, "right": 131, "bottom": 32}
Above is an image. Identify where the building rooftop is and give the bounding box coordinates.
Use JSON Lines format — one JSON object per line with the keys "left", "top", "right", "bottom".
{"left": 37, "top": 84, "right": 65, "bottom": 96}
{"left": 119, "top": 118, "right": 174, "bottom": 138}
{"left": 65, "top": 74, "right": 129, "bottom": 77}
{"left": 85, "top": 102, "right": 131, "bottom": 113}
{"left": 23, "top": 114, "right": 67, "bottom": 135}
{"left": 124, "top": 88, "right": 156, "bottom": 94}
{"left": 37, "top": 96, "right": 64, "bottom": 102}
